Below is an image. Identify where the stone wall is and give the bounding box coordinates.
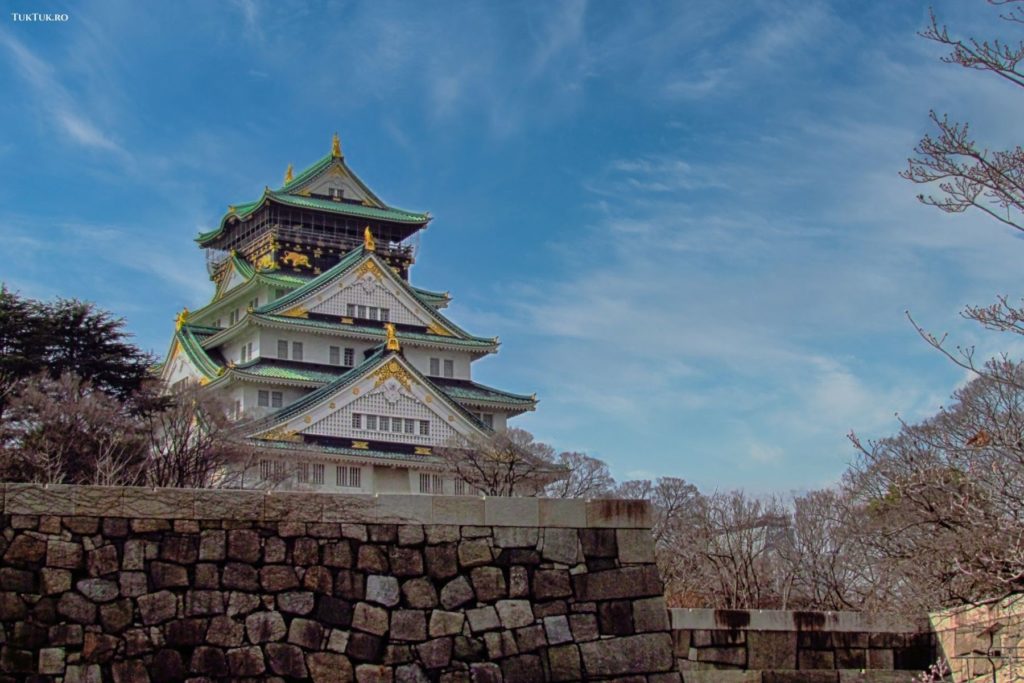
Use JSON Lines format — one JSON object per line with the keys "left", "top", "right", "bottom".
{"left": 930, "top": 595, "right": 1024, "bottom": 682}
{"left": 671, "top": 608, "right": 934, "bottom": 683}
{"left": 0, "top": 484, "right": 679, "bottom": 682}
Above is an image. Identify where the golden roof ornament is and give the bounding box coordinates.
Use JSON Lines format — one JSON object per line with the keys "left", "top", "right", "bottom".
{"left": 363, "top": 226, "right": 376, "bottom": 252}
{"left": 385, "top": 323, "right": 401, "bottom": 352}
{"left": 175, "top": 308, "right": 189, "bottom": 331}
{"left": 332, "top": 132, "right": 342, "bottom": 158}
{"left": 284, "top": 163, "right": 294, "bottom": 185}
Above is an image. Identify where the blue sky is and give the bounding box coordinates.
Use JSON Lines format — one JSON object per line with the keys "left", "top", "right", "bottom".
{"left": 2, "top": 0, "right": 1023, "bottom": 492}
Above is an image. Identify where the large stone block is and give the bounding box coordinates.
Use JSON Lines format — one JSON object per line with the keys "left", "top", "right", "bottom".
{"left": 246, "top": 611, "right": 287, "bottom": 643}
{"left": 121, "top": 487, "right": 192, "bottom": 519}
{"left": 572, "top": 565, "right": 663, "bottom": 601}
{"left": 471, "top": 566, "right": 507, "bottom": 602}
{"left": 616, "top": 528, "right": 657, "bottom": 563}
{"left": 579, "top": 633, "right": 675, "bottom": 676}
{"left": 485, "top": 497, "right": 539, "bottom": 528}
{"left": 227, "top": 645, "right": 266, "bottom": 676}
{"left": 429, "top": 609, "right": 465, "bottom": 637}
{"left": 366, "top": 575, "right": 401, "bottom": 607}
{"left": 425, "top": 543, "right": 459, "bottom": 579}
{"left": 194, "top": 489, "right": 263, "bottom": 520}
{"left": 354, "top": 602, "right": 391, "bottom": 636}
{"left": 541, "top": 528, "right": 581, "bottom": 565}
{"left": 267, "top": 642, "right": 309, "bottom": 677}
{"left": 585, "top": 499, "right": 653, "bottom": 528}
{"left": 5, "top": 484, "right": 75, "bottom": 516}
{"left": 309, "top": 652, "right": 355, "bottom": 682}
{"left": 548, "top": 643, "right": 582, "bottom": 682}
{"left": 633, "top": 596, "right": 670, "bottom": 632}
{"left": 391, "top": 610, "right": 427, "bottom": 641}
{"left": 747, "top": 630, "right": 797, "bottom": 669}
{"left": 402, "top": 577, "right": 438, "bottom": 609}
{"left": 432, "top": 496, "right": 484, "bottom": 525}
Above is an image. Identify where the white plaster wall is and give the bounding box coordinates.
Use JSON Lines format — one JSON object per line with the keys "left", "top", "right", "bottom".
{"left": 257, "top": 329, "right": 370, "bottom": 367}
{"left": 403, "top": 347, "right": 472, "bottom": 381}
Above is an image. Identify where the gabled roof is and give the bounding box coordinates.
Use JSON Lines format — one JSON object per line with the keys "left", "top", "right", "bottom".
{"left": 163, "top": 324, "right": 224, "bottom": 381}
{"left": 256, "top": 246, "right": 491, "bottom": 346}
{"left": 196, "top": 147, "right": 430, "bottom": 247}
{"left": 188, "top": 271, "right": 308, "bottom": 327}
{"left": 429, "top": 378, "right": 537, "bottom": 413}
{"left": 248, "top": 348, "right": 492, "bottom": 442}
{"left": 212, "top": 251, "right": 255, "bottom": 299}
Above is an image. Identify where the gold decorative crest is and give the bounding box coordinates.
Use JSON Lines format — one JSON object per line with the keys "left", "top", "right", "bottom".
{"left": 363, "top": 226, "right": 376, "bottom": 252}
{"left": 351, "top": 441, "right": 369, "bottom": 450}
{"left": 373, "top": 359, "right": 412, "bottom": 391}
{"left": 355, "top": 259, "right": 383, "bottom": 281}
{"left": 414, "top": 446, "right": 432, "bottom": 456}
{"left": 255, "top": 254, "right": 277, "bottom": 271}
{"left": 426, "top": 321, "right": 453, "bottom": 337}
{"left": 261, "top": 427, "right": 301, "bottom": 442}
{"left": 175, "top": 308, "right": 190, "bottom": 330}
{"left": 284, "top": 163, "right": 294, "bottom": 185}
{"left": 385, "top": 323, "right": 401, "bottom": 352}
{"left": 281, "top": 305, "right": 309, "bottom": 318}
{"left": 332, "top": 132, "right": 342, "bottom": 158}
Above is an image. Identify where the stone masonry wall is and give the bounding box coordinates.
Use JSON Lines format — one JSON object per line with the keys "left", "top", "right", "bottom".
{"left": 0, "top": 484, "right": 680, "bottom": 682}
{"left": 671, "top": 608, "right": 934, "bottom": 683}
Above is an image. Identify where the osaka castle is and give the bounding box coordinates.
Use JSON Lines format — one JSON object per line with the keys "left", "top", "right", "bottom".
{"left": 160, "top": 134, "right": 537, "bottom": 494}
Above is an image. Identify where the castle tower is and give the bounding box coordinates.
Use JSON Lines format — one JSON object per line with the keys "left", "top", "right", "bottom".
{"left": 160, "top": 135, "right": 537, "bottom": 494}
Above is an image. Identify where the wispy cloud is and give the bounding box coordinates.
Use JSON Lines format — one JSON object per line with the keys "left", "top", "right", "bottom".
{"left": 0, "top": 29, "right": 128, "bottom": 157}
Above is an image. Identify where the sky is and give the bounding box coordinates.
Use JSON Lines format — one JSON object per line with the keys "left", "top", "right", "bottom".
{"left": 2, "top": 0, "right": 1023, "bottom": 493}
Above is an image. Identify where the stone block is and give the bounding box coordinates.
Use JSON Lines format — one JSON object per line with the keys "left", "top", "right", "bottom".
{"left": 223, "top": 563, "right": 260, "bottom": 591}
{"left": 324, "top": 539, "right": 354, "bottom": 567}
{"left": 402, "top": 577, "right": 438, "bottom": 608}
{"left": 57, "top": 591, "right": 97, "bottom": 624}
{"left": 570, "top": 613, "right": 599, "bottom": 641}
{"left": 538, "top": 498, "right": 587, "bottom": 528}
{"left": 470, "top": 662, "right": 503, "bottom": 683}
{"left": 195, "top": 562, "right": 220, "bottom": 589}
{"left": 471, "top": 566, "right": 507, "bottom": 602}
{"left": 534, "top": 568, "right": 572, "bottom": 599}
{"left": 160, "top": 535, "right": 198, "bottom": 564}
{"left": 279, "top": 590, "right": 315, "bottom": 615}
{"left": 579, "top": 633, "right": 675, "bottom": 675}
{"left": 433, "top": 496, "right": 484, "bottom": 525}
{"left": 616, "top": 528, "right": 657, "bottom": 563}
{"left": 486, "top": 497, "right": 539, "bottom": 527}
{"left": 151, "top": 648, "right": 185, "bottom": 682}
{"left": 5, "top": 483, "right": 75, "bottom": 516}
{"left": 579, "top": 528, "right": 618, "bottom": 558}
{"left": 164, "top": 617, "right": 209, "bottom": 647}
{"left": 429, "top": 610, "right": 465, "bottom": 637}
{"left": 425, "top": 543, "right": 459, "bottom": 579}
{"left": 633, "top": 596, "right": 670, "bottom": 632}
{"left": 467, "top": 605, "right": 501, "bottom": 633}
{"left": 748, "top": 630, "right": 797, "bottom": 669}
{"left": 100, "top": 599, "right": 134, "bottom": 633}
{"left": 389, "top": 546, "right": 424, "bottom": 576}
{"left": 693, "top": 644, "right": 746, "bottom": 666}
{"left": 267, "top": 642, "right": 309, "bottom": 677}
{"left": 261, "top": 565, "right": 300, "bottom": 592}
{"left": 395, "top": 662, "right": 430, "bottom": 682}
{"left": 440, "top": 575, "right": 475, "bottom": 610}
{"left": 227, "top": 591, "right": 261, "bottom": 617}
{"left": 121, "top": 486, "right": 192, "bottom": 519}
{"left": 501, "top": 653, "right": 544, "bottom": 682}
{"left": 485, "top": 629, "right": 520, "bottom": 659}
{"left": 599, "top": 599, "right": 635, "bottom": 636}
{"left": 359, "top": 544, "right": 390, "bottom": 572}
{"left": 800, "top": 649, "right": 837, "bottom": 669}
{"left": 65, "top": 664, "right": 103, "bottom": 683}
{"left": 150, "top": 561, "right": 188, "bottom": 588}
{"left": 317, "top": 596, "right": 354, "bottom": 627}
{"left": 838, "top": 672, "right": 918, "bottom": 683}
{"left": 391, "top": 609, "right": 427, "bottom": 641}
{"left": 354, "top": 601, "right": 391, "bottom": 636}
{"left": 4, "top": 533, "right": 45, "bottom": 564}
{"left": 41, "top": 567, "right": 72, "bottom": 595}
{"left": 509, "top": 565, "right": 530, "bottom": 598}
{"left": 541, "top": 528, "right": 581, "bottom": 564}
{"left": 837, "top": 647, "right": 868, "bottom": 669}
{"left": 227, "top": 529, "right": 261, "bottom": 562}
{"left": 193, "top": 489, "right": 263, "bottom": 520}
{"left": 46, "top": 539, "right": 83, "bottom": 569}
{"left": 572, "top": 565, "right": 663, "bottom": 601}
{"left": 227, "top": 645, "right": 266, "bottom": 676}
{"left": 246, "top": 610, "right": 287, "bottom": 643}
{"left": 336, "top": 568, "right": 366, "bottom": 601}
{"left": 356, "top": 663, "right": 393, "bottom": 682}
{"left": 586, "top": 498, "right": 653, "bottom": 528}
{"left": 545, "top": 615, "right": 574, "bottom": 645}
{"left": 514, "top": 623, "right": 547, "bottom": 653}
{"left": 371, "top": 494, "right": 432, "bottom": 524}
{"left": 207, "top": 615, "right": 245, "bottom": 647}
{"left": 111, "top": 659, "right": 149, "bottom": 683}
{"left": 424, "top": 525, "right": 461, "bottom": 543}
{"left": 87, "top": 544, "right": 120, "bottom": 577}
{"left": 264, "top": 491, "right": 323, "bottom": 521}
{"left": 190, "top": 646, "right": 228, "bottom": 676}
{"left": 347, "top": 631, "right": 385, "bottom": 662}
{"left": 868, "top": 647, "right": 894, "bottom": 670}
{"left": 328, "top": 628, "right": 351, "bottom": 653}
{"left": 309, "top": 652, "right": 356, "bottom": 681}
{"left": 763, "top": 672, "right": 839, "bottom": 683}
{"left": 548, "top": 643, "right": 582, "bottom": 681}
{"left": 303, "top": 565, "right": 334, "bottom": 595}
{"left": 495, "top": 599, "right": 534, "bottom": 629}
{"left": 366, "top": 574, "right": 401, "bottom": 607}
{"left": 417, "top": 637, "right": 454, "bottom": 669}
{"left": 457, "top": 538, "right": 492, "bottom": 568}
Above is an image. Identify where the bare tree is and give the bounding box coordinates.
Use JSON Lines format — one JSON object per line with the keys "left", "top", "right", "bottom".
{"left": 439, "top": 427, "right": 560, "bottom": 496}
{"left": 543, "top": 451, "right": 615, "bottom": 498}
{"left": 0, "top": 372, "right": 146, "bottom": 485}
{"left": 902, "top": 1, "right": 1024, "bottom": 233}
{"left": 848, "top": 359, "right": 1024, "bottom": 612}
{"left": 144, "top": 383, "right": 261, "bottom": 489}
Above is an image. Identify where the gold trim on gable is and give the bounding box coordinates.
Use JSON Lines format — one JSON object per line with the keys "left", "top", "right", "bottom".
{"left": 373, "top": 359, "right": 413, "bottom": 391}
{"left": 355, "top": 260, "right": 383, "bottom": 281}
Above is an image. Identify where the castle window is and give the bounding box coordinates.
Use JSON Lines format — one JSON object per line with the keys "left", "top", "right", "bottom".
{"left": 292, "top": 341, "right": 303, "bottom": 361}
{"left": 297, "top": 462, "right": 309, "bottom": 484}
{"left": 330, "top": 346, "right": 340, "bottom": 365}
{"left": 443, "top": 359, "right": 454, "bottom": 378}
{"left": 347, "top": 304, "right": 355, "bottom": 317}
{"left": 379, "top": 416, "right": 389, "bottom": 432}
{"left": 271, "top": 391, "right": 283, "bottom": 408}
{"left": 429, "top": 358, "right": 440, "bottom": 376}
{"left": 312, "top": 463, "right": 325, "bottom": 485}
{"left": 454, "top": 479, "right": 468, "bottom": 495}
{"left": 357, "top": 305, "right": 367, "bottom": 318}
{"left": 277, "top": 340, "right": 288, "bottom": 359}
{"left": 337, "top": 465, "right": 361, "bottom": 488}
{"left": 352, "top": 414, "right": 361, "bottom": 429}
{"left": 258, "top": 390, "right": 269, "bottom": 407}
{"left": 369, "top": 306, "right": 378, "bottom": 320}
{"left": 419, "top": 420, "right": 430, "bottom": 436}
{"left": 392, "top": 418, "right": 402, "bottom": 432}
{"left": 330, "top": 187, "right": 343, "bottom": 200}
{"left": 367, "top": 415, "right": 377, "bottom": 430}
{"left": 404, "top": 419, "right": 415, "bottom": 434}
{"left": 344, "top": 348, "right": 354, "bottom": 366}
{"left": 260, "top": 460, "right": 272, "bottom": 480}
{"left": 479, "top": 413, "right": 494, "bottom": 429}
{"left": 380, "top": 308, "right": 390, "bottom": 322}
{"left": 419, "top": 473, "right": 445, "bottom": 494}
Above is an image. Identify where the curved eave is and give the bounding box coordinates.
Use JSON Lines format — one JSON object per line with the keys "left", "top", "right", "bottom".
{"left": 205, "top": 369, "right": 324, "bottom": 391}
{"left": 248, "top": 314, "right": 498, "bottom": 354}
{"left": 173, "top": 326, "right": 223, "bottom": 380}
{"left": 245, "top": 438, "right": 452, "bottom": 470}
{"left": 198, "top": 193, "right": 429, "bottom": 247}
{"left": 450, "top": 397, "right": 537, "bottom": 415}
{"left": 189, "top": 274, "right": 306, "bottom": 328}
